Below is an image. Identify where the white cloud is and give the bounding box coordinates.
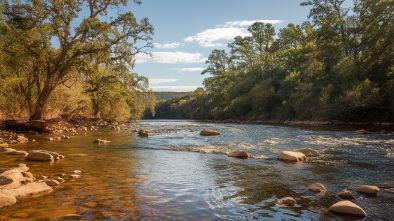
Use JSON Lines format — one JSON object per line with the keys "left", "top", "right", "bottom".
{"left": 171, "top": 67, "right": 204, "bottom": 72}
{"left": 135, "top": 51, "right": 206, "bottom": 64}
{"left": 184, "top": 19, "right": 284, "bottom": 47}
{"left": 153, "top": 42, "right": 183, "bottom": 49}
{"left": 217, "top": 20, "right": 284, "bottom": 28}
{"left": 149, "top": 78, "right": 178, "bottom": 84}
{"left": 150, "top": 86, "right": 200, "bottom": 92}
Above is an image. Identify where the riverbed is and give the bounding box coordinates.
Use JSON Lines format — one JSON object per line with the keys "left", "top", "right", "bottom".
{"left": 1, "top": 120, "right": 393, "bottom": 220}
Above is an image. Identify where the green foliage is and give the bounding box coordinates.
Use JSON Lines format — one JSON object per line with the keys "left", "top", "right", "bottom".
{"left": 0, "top": 0, "right": 154, "bottom": 121}
{"left": 0, "top": 0, "right": 155, "bottom": 121}
{"left": 148, "top": 1, "right": 394, "bottom": 122}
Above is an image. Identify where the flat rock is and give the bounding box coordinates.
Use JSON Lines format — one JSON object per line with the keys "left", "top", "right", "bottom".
{"left": 2, "top": 182, "right": 52, "bottom": 199}
{"left": 338, "top": 190, "right": 355, "bottom": 199}
{"left": 277, "top": 197, "right": 297, "bottom": 205}
{"left": 307, "top": 183, "right": 326, "bottom": 193}
{"left": 328, "top": 200, "right": 367, "bottom": 218}
{"left": 355, "top": 185, "right": 379, "bottom": 195}
{"left": 294, "top": 148, "right": 319, "bottom": 157}
{"left": 0, "top": 192, "right": 17, "bottom": 208}
{"left": 200, "top": 129, "right": 220, "bottom": 136}
{"left": 278, "top": 151, "right": 306, "bottom": 162}
{"left": 227, "top": 150, "right": 250, "bottom": 159}
{"left": 27, "top": 150, "right": 64, "bottom": 161}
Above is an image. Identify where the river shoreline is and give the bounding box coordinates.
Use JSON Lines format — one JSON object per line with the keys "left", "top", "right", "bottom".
{"left": 1, "top": 117, "right": 394, "bottom": 145}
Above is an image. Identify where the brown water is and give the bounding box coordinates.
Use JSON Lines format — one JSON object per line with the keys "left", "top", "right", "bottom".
{"left": 0, "top": 120, "right": 393, "bottom": 220}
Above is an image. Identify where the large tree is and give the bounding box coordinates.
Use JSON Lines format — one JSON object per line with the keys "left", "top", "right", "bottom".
{"left": 0, "top": 0, "right": 153, "bottom": 120}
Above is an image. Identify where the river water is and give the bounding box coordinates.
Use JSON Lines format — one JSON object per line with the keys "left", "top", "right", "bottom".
{"left": 0, "top": 120, "right": 393, "bottom": 221}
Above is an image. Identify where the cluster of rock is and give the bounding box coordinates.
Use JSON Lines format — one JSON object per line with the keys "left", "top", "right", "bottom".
{"left": 0, "top": 131, "right": 30, "bottom": 144}
{"left": 0, "top": 164, "right": 53, "bottom": 209}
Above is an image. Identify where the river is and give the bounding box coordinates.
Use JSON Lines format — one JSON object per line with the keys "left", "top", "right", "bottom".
{"left": 0, "top": 120, "right": 393, "bottom": 220}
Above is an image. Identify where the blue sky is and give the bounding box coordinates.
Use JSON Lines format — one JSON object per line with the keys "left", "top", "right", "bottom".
{"left": 129, "top": 0, "right": 312, "bottom": 92}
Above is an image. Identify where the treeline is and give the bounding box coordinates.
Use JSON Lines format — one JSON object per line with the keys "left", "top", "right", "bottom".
{"left": 153, "top": 92, "right": 192, "bottom": 101}
{"left": 147, "top": 0, "right": 394, "bottom": 122}
{"left": 0, "top": 0, "right": 155, "bottom": 122}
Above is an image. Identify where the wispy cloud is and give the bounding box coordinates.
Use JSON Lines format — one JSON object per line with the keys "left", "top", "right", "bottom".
{"left": 149, "top": 78, "right": 178, "bottom": 84}
{"left": 153, "top": 42, "right": 183, "bottom": 49}
{"left": 135, "top": 51, "right": 206, "bottom": 64}
{"left": 150, "top": 86, "right": 200, "bottom": 92}
{"left": 171, "top": 67, "right": 205, "bottom": 72}
{"left": 184, "top": 19, "right": 284, "bottom": 47}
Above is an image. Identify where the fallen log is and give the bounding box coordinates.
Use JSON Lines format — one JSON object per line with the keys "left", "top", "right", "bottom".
{"left": 5, "top": 120, "right": 50, "bottom": 133}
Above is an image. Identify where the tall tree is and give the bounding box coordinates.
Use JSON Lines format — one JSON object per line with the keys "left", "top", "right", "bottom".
{"left": 0, "top": 0, "right": 153, "bottom": 120}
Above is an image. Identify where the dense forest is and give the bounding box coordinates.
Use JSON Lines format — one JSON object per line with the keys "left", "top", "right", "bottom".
{"left": 0, "top": 0, "right": 156, "bottom": 122}
{"left": 147, "top": 0, "right": 394, "bottom": 123}
{"left": 1, "top": 0, "right": 393, "bottom": 124}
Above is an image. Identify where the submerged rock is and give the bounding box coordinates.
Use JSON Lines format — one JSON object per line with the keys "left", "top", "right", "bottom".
{"left": 2, "top": 182, "right": 52, "bottom": 200}
{"left": 227, "top": 150, "right": 250, "bottom": 159}
{"left": 94, "top": 139, "right": 111, "bottom": 144}
{"left": 328, "top": 200, "right": 367, "bottom": 218}
{"left": 278, "top": 151, "right": 306, "bottom": 162}
{"left": 43, "top": 179, "right": 60, "bottom": 187}
{"left": 355, "top": 185, "right": 380, "bottom": 196}
{"left": 200, "top": 129, "right": 220, "bottom": 136}
{"left": 294, "top": 148, "right": 319, "bottom": 157}
{"left": 277, "top": 197, "right": 297, "bottom": 206}
{"left": 307, "top": 183, "right": 326, "bottom": 193}
{"left": 380, "top": 181, "right": 394, "bottom": 189}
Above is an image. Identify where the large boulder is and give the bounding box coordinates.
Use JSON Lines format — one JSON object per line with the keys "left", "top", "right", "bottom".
{"left": 328, "top": 200, "right": 367, "bottom": 218}
{"left": 27, "top": 150, "right": 64, "bottom": 161}
{"left": 355, "top": 185, "right": 380, "bottom": 196}
{"left": 307, "top": 183, "right": 326, "bottom": 193}
{"left": 200, "top": 129, "right": 220, "bottom": 136}
{"left": 294, "top": 148, "right": 319, "bottom": 157}
{"left": 227, "top": 150, "right": 250, "bottom": 159}
{"left": 278, "top": 151, "right": 306, "bottom": 162}
{"left": 2, "top": 182, "right": 53, "bottom": 199}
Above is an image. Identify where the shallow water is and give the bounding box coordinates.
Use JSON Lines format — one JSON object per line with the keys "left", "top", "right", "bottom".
{"left": 1, "top": 120, "right": 393, "bottom": 220}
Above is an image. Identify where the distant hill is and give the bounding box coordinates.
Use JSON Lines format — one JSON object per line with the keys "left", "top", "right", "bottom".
{"left": 154, "top": 92, "right": 192, "bottom": 101}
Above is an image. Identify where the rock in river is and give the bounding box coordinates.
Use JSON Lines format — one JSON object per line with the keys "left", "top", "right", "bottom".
{"left": 294, "top": 148, "right": 319, "bottom": 157}
{"left": 355, "top": 185, "right": 380, "bottom": 196}
{"left": 307, "top": 183, "right": 326, "bottom": 193}
{"left": 328, "top": 200, "right": 367, "bottom": 218}
{"left": 227, "top": 150, "right": 250, "bottom": 159}
{"left": 200, "top": 129, "right": 220, "bottom": 136}
{"left": 277, "top": 197, "right": 297, "bottom": 206}
{"left": 27, "top": 150, "right": 64, "bottom": 161}
{"left": 338, "top": 190, "right": 355, "bottom": 199}
{"left": 278, "top": 151, "right": 306, "bottom": 162}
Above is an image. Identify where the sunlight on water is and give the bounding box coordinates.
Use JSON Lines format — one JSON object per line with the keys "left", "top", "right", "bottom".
{"left": 1, "top": 120, "right": 393, "bottom": 220}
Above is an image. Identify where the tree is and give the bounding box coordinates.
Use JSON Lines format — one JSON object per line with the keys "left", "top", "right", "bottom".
{"left": 0, "top": 0, "right": 153, "bottom": 120}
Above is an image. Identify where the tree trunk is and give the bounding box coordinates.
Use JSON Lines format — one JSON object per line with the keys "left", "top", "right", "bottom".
{"left": 29, "top": 83, "right": 55, "bottom": 121}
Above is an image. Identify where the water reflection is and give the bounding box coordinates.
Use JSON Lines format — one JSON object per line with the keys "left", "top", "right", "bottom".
{"left": 0, "top": 120, "right": 393, "bottom": 220}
